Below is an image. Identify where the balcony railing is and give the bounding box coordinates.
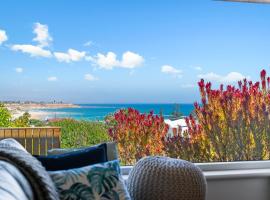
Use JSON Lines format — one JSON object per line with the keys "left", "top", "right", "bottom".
{"left": 0, "top": 127, "right": 61, "bottom": 155}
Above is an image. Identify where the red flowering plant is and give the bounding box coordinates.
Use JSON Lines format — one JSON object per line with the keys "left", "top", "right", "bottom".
{"left": 164, "top": 69, "right": 270, "bottom": 162}
{"left": 106, "top": 108, "right": 169, "bottom": 165}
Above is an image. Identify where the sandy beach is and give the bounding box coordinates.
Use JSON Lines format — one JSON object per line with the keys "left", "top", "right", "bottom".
{"left": 5, "top": 103, "right": 80, "bottom": 120}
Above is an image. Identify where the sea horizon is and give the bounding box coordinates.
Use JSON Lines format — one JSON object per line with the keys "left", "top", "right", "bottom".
{"left": 34, "top": 103, "right": 195, "bottom": 121}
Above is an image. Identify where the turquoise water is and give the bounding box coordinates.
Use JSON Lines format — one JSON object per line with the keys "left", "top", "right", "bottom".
{"left": 39, "top": 104, "right": 194, "bottom": 121}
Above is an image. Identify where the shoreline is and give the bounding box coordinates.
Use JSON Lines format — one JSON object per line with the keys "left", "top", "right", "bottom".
{"left": 5, "top": 103, "right": 80, "bottom": 120}
{"left": 4, "top": 103, "right": 191, "bottom": 121}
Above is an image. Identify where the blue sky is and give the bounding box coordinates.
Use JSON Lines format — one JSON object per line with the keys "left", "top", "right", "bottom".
{"left": 0, "top": 0, "right": 270, "bottom": 103}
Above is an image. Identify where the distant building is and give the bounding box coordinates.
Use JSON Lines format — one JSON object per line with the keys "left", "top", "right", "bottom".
{"left": 164, "top": 118, "right": 188, "bottom": 137}
{"left": 46, "top": 118, "right": 64, "bottom": 123}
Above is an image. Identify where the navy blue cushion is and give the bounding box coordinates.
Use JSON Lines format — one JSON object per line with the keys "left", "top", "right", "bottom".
{"left": 34, "top": 143, "right": 107, "bottom": 171}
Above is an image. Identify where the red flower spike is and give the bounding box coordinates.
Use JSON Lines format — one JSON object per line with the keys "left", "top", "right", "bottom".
{"left": 261, "top": 69, "right": 266, "bottom": 80}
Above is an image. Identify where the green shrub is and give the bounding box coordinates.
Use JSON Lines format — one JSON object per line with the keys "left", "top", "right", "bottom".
{"left": 164, "top": 69, "right": 270, "bottom": 162}
{"left": 13, "top": 112, "right": 31, "bottom": 127}
{"left": 0, "top": 104, "right": 34, "bottom": 128}
{"left": 0, "top": 104, "right": 12, "bottom": 127}
{"left": 29, "top": 119, "right": 46, "bottom": 127}
{"left": 49, "top": 119, "right": 110, "bottom": 148}
{"left": 106, "top": 108, "right": 168, "bottom": 165}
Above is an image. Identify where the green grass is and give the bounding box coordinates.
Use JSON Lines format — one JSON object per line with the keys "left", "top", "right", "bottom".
{"left": 49, "top": 119, "right": 110, "bottom": 148}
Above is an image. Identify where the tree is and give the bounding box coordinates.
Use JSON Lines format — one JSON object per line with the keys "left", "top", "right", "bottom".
{"left": 0, "top": 104, "right": 12, "bottom": 127}
{"left": 13, "top": 112, "right": 31, "bottom": 127}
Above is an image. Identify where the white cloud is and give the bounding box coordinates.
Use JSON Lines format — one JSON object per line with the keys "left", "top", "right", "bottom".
{"left": 94, "top": 51, "right": 144, "bottom": 70}
{"left": 54, "top": 49, "right": 86, "bottom": 63}
{"left": 48, "top": 76, "right": 57, "bottom": 81}
{"left": 84, "top": 73, "right": 98, "bottom": 81}
{"left": 194, "top": 66, "right": 202, "bottom": 71}
{"left": 85, "top": 56, "right": 93, "bottom": 61}
{"left": 54, "top": 52, "right": 70, "bottom": 62}
{"left": 198, "top": 72, "right": 247, "bottom": 83}
{"left": 0, "top": 29, "right": 8, "bottom": 45}
{"left": 15, "top": 67, "right": 23, "bottom": 73}
{"left": 95, "top": 52, "right": 119, "bottom": 69}
{"left": 10, "top": 23, "right": 52, "bottom": 58}
{"left": 33, "top": 23, "right": 52, "bottom": 47}
{"left": 181, "top": 84, "right": 195, "bottom": 88}
{"left": 120, "top": 51, "right": 144, "bottom": 69}
{"left": 84, "top": 41, "right": 93, "bottom": 47}
{"left": 11, "top": 44, "right": 52, "bottom": 57}
{"left": 197, "top": 72, "right": 221, "bottom": 81}
{"left": 222, "top": 72, "right": 247, "bottom": 83}
{"left": 161, "top": 65, "right": 182, "bottom": 78}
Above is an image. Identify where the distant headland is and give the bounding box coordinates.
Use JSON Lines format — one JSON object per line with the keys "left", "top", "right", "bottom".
{"left": 1, "top": 101, "right": 80, "bottom": 120}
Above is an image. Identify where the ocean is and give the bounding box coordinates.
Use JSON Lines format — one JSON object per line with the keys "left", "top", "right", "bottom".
{"left": 39, "top": 104, "right": 195, "bottom": 121}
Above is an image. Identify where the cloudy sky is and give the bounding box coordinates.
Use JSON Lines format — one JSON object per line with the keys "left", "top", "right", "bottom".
{"left": 0, "top": 0, "right": 270, "bottom": 103}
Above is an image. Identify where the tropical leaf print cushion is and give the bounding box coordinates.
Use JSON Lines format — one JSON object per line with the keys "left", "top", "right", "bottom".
{"left": 49, "top": 160, "right": 130, "bottom": 200}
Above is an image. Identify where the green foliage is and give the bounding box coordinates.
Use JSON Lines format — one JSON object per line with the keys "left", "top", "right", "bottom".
{"left": 0, "top": 104, "right": 33, "bottom": 128}
{"left": 29, "top": 119, "right": 46, "bottom": 127}
{"left": 49, "top": 119, "right": 110, "bottom": 148}
{"left": 12, "top": 112, "right": 31, "bottom": 127}
{"left": 0, "top": 103, "right": 12, "bottom": 127}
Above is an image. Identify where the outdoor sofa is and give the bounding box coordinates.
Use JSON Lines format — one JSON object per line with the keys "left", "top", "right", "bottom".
{"left": 0, "top": 138, "right": 206, "bottom": 200}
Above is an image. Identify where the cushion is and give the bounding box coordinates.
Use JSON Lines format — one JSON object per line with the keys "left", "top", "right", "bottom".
{"left": 0, "top": 160, "right": 34, "bottom": 200}
{"left": 0, "top": 138, "right": 27, "bottom": 152}
{"left": 0, "top": 139, "right": 59, "bottom": 200}
{"left": 0, "top": 140, "right": 33, "bottom": 200}
{"left": 35, "top": 143, "right": 107, "bottom": 171}
{"left": 47, "top": 142, "right": 118, "bottom": 161}
{"left": 49, "top": 160, "right": 131, "bottom": 200}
